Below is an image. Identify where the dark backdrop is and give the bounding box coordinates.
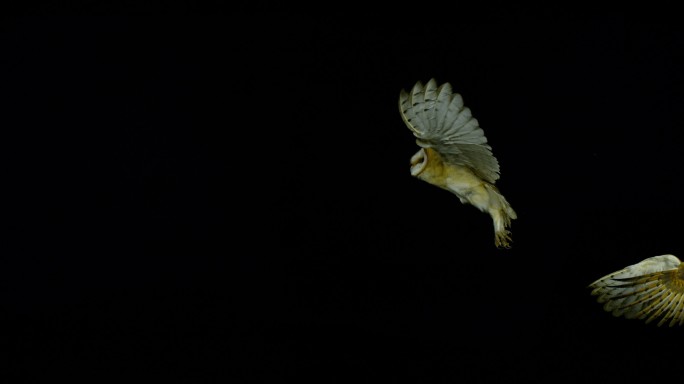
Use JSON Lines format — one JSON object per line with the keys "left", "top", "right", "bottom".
{"left": 3, "top": 6, "right": 684, "bottom": 382}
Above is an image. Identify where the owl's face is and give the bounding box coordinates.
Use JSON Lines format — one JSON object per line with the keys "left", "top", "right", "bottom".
{"left": 409, "top": 148, "right": 448, "bottom": 189}
{"left": 410, "top": 148, "right": 428, "bottom": 176}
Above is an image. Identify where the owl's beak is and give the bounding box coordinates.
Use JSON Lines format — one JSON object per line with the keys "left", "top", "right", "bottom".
{"left": 410, "top": 148, "right": 427, "bottom": 176}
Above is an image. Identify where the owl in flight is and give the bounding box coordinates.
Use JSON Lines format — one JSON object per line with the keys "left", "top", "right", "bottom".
{"left": 399, "top": 79, "right": 517, "bottom": 248}
{"left": 589, "top": 254, "right": 684, "bottom": 327}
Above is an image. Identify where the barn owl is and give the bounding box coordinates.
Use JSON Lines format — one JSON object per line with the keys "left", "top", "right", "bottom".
{"left": 398, "top": 79, "right": 517, "bottom": 248}
{"left": 588, "top": 255, "right": 684, "bottom": 327}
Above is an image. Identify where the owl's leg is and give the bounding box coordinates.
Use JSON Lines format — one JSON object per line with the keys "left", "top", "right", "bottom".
{"left": 483, "top": 184, "right": 516, "bottom": 249}
{"left": 490, "top": 210, "right": 513, "bottom": 249}
{"left": 446, "top": 179, "right": 515, "bottom": 248}
{"left": 462, "top": 183, "right": 515, "bottom": 248}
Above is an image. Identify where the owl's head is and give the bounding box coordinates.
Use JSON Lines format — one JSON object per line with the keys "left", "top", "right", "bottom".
{"left": 410, "top": 148, "right": 428, "bottom": 176}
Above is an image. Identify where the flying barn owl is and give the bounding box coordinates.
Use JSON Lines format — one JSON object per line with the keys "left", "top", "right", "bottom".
{"left": 589, "top": 255, "right": 684, "bottom": 327}
{"left": 398, "top": 79, "right": 517, "bottom": 248}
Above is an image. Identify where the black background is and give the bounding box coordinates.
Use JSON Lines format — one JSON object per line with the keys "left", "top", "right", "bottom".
{"left": 3, "top": 5, "right": 684, "bottom": 382}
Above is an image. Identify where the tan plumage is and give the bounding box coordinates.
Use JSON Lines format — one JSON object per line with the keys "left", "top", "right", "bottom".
{"left": 588, "top": 255, "right": 684, "bottom": 327}
{"left": 399, "top": 79, "right": 517, "bottom": 248}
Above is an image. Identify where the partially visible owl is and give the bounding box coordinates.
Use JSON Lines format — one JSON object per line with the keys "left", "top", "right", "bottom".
{"left": 589, "top": 254, "right": 684, "bottom": 327}
{"left": 399, "top": 79, "right": 517, "bottom": 249}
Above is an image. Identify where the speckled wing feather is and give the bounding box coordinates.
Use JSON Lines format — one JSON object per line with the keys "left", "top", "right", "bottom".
{"left": 589, "top": 255, "right": 684, "bottom": 327}
{"left": 399, "top": 78, "right": 500, "bottom": 183}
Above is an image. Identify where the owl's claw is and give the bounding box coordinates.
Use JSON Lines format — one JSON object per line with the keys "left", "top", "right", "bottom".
{"left": 495, "top": 230, "right": 513, "bottom": 249}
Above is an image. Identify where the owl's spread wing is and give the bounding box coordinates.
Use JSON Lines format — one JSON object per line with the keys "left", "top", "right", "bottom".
{"left": 399, "top": 78, "right": 500, "bottom": 183}
{"left": 589, "top": 254, "right": 684, "bottom": 327}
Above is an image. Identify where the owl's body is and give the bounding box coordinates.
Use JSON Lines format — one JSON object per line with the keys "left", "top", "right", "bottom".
{"left": 589, "top": 255, "right": 684, "bottom": 327}
{"left": 399, "top": 79, "right": 516, "bottom": 248}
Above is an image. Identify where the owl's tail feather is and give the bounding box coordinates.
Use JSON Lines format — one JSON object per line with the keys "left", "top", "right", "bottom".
{"left": 484, "top": 184, "right": 517, "bottom": 249}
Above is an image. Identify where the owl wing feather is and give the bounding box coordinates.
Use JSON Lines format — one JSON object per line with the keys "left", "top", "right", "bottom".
{"left": 588, "top": 255, "right": 684, "bottom": 327}
{"left": 399, "top": 78, "right": 500, "bottom": 183}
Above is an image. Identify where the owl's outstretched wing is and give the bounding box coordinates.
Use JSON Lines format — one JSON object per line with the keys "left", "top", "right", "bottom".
{"left": 398, "top": 78, "right": 500, "bottom": 184}
{"left": 589, "top": 254, "right": 684, "bottom": 327}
